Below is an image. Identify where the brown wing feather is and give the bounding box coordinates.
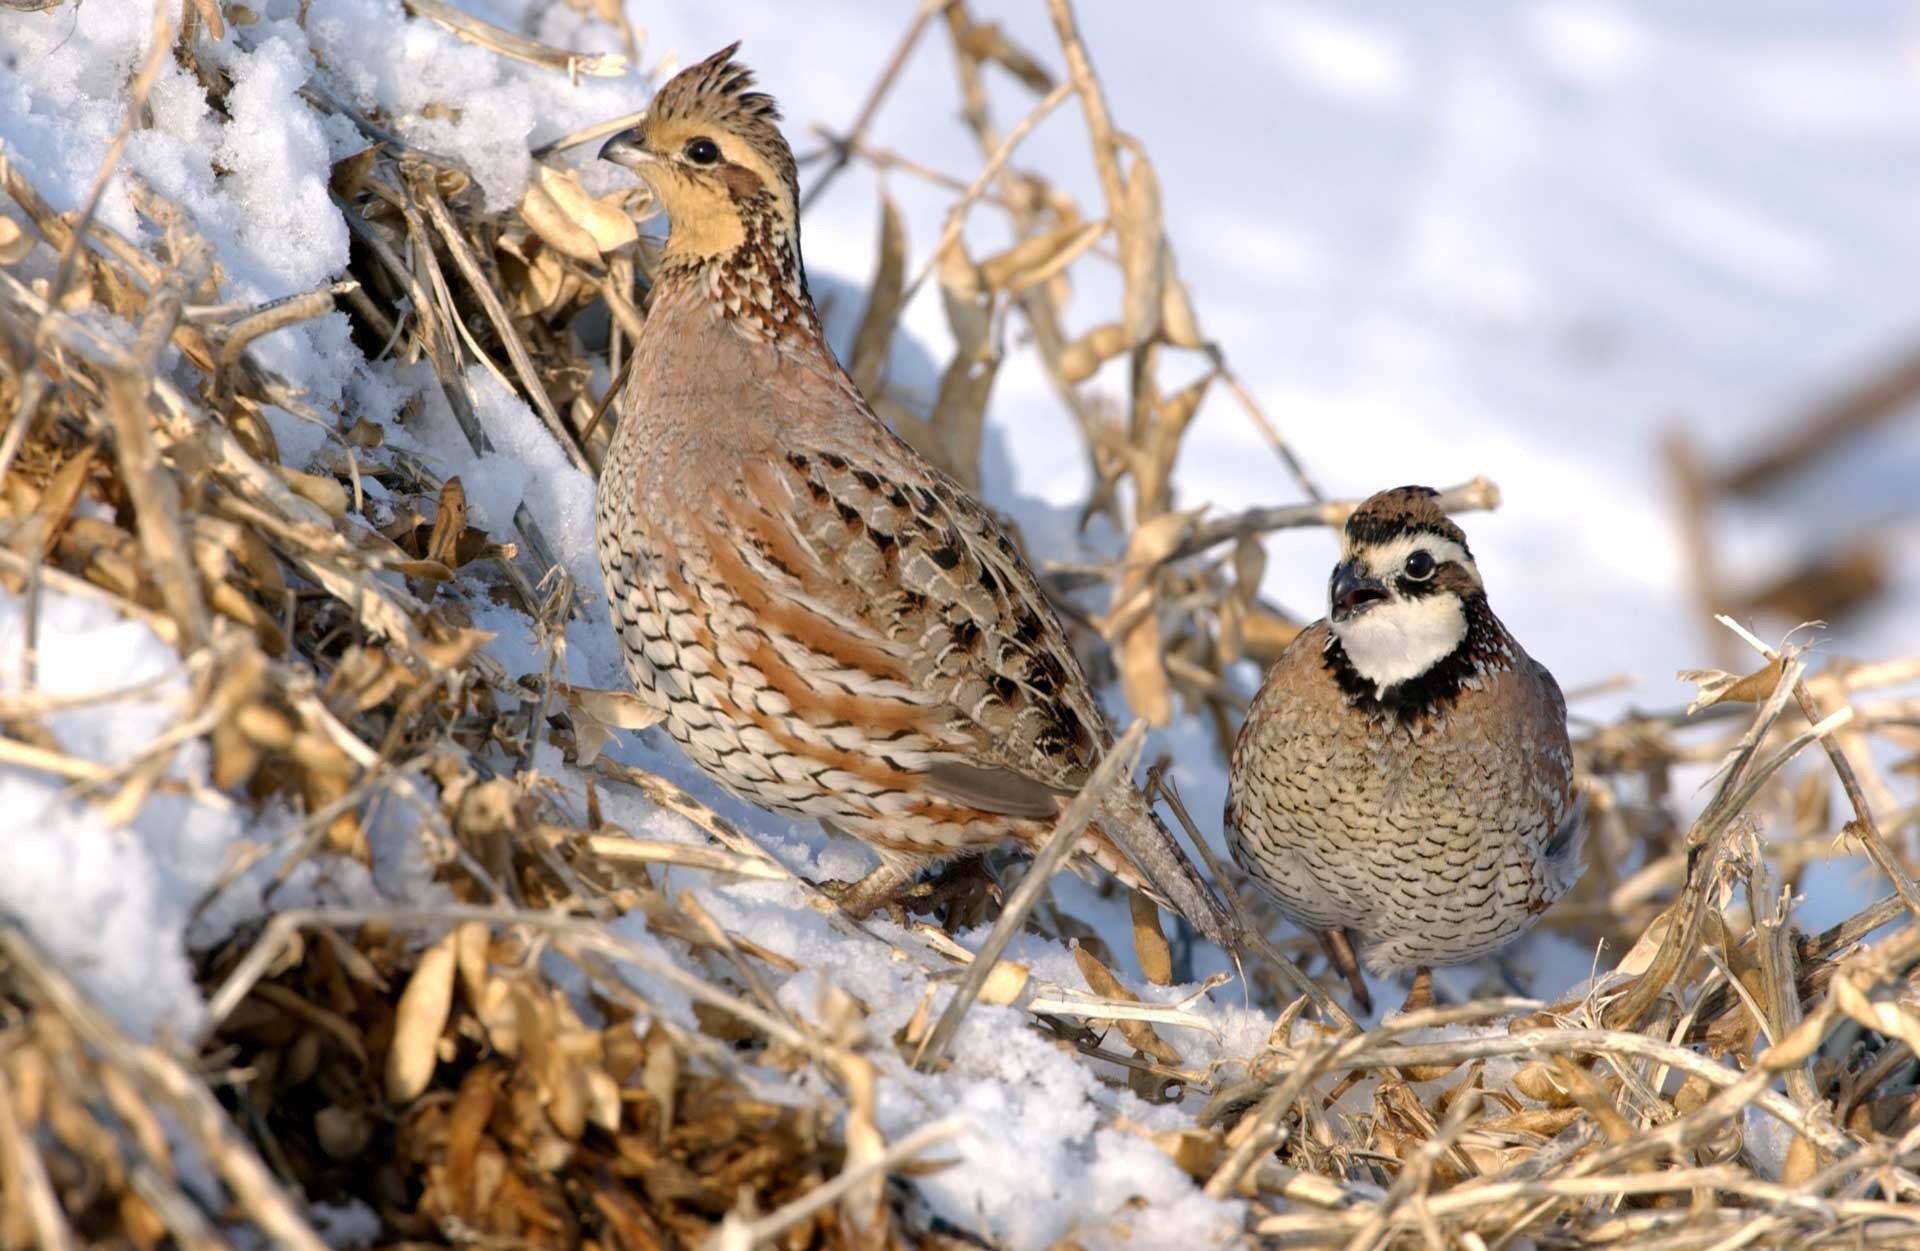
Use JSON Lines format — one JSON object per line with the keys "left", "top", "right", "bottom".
{"left": 758, "top": 442, "right": 1110, "bottom": 793}
{"left": 922, "top": 760, "right": 1070, "bottom": 819}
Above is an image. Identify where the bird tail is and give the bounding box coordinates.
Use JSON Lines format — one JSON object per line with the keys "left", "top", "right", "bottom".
{"left": 1542, "top": 789, "right": 1590, "bottom": 902}
{"left": 1077, "top": 783, "right": 1235, "bottom": 947}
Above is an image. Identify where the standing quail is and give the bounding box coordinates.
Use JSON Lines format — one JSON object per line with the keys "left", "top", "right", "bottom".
{"left": 1225, "top": 487, "right": 1583, "bottom": 1011}
{"left": 593, "top": 46, "right": 1231, "bottom": 944}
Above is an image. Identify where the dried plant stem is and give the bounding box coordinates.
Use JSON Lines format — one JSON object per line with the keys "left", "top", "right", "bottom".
{"left": 337, "top": 184, "right": 561, "bottom": 598}
{"left": 529, "top": 110, "right": 647, "bottom": 159}
{"left": 1347, "top": 1025, "right": 1853, "bottom": 1155}
{"left": 98, "top": 238, "right": 216, "bottom": 649}
{"left": 801, "top": 0, "right": 953, "bottom": 212}
{"left": 1205, "top": 999, "right": 1522, "bottom": 1200}
{"left": 937, "top": 3, "right": 1114, "bottom": 510}
{"left": 400, "top": 0, "right": 625, "bottom": 76}
{"left": 584, "top": 836, "right": 789, "bottom": 882}
{"left": 914, "top": 719, "right": 1147, "bottom": 1070}
{"left": 711, "top": 1116, "right": 967, "bottom": 1251}
{"left": 1793, "top": 679, "right": 1920, "bottom": 923}
{"left": 1044, "top": 0, "right": 1124, "bottom": 216}
{"left": 1742, "top": 828, "right": 1821, "bottom": 1112}
{"left": 903, "top": 79, "right": 1075, "bottom": 302}
{"left": 411, "top": 168, "right": 586, "bottom": 473}
{"left": 1209, "top": 352, "right": 1323, "bottom": 500}
{"left": 104, "top": 372, "right": 209, "bottom": 646}
{"left": 299, "top": 80, "right": 473, "bottom": 180}
{"left": 807, "top": 127, "right": 1002, "bottom": 203}
{"left": 0, "top": 1067, "right": 77, "bottom": 1251}
{"left": 1607, "top": 652, "right": 1832, "bottom": 1028}
{"left": 1253, "top": 1165, "right": 1920, "bottom": 1240}
{"left": 1720, "top": 339, "right": 1920, "bottom": 497}
{"left": 213, "top": 285, "right": 350, "bottom": 371}
{"left": 1168, "top": 476, "right": 1500, "bottom": 566}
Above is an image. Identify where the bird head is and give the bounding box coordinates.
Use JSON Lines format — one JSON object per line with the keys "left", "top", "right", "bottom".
{"left": 599, "top": 43, "right": 801, "bottom": 272}
{"left": 1327, "top": 486, "right": 1485, "bottom": 692}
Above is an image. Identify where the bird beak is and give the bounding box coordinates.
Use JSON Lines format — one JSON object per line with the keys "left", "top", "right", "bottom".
{"left": 599, "top": 129, "right": 656, "bottom": 171}
{"left": 1331, "top": 559, "right": 1389, "bottom": 621}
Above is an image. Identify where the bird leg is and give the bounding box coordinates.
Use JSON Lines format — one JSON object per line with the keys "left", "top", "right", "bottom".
{"left": 818, "top": 861, "right": 917, "bottom": 921}
{"left": 1399, "top": 966, "right": 1435, "bottom": 1014}
{"left": 1316, "top": 927, "right": 1374, "bottom": 1014}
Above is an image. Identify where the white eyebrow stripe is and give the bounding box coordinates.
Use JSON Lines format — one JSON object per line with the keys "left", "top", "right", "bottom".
{"left": 1347, "top": 533, "right": 1476, "bottom": 582}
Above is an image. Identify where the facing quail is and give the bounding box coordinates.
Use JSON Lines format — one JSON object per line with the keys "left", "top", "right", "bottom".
{"left": 593, "top": 46, "right": 1231, "bottom": 944}
{"left": 1225, "top": 487, "right": 1583, "bottom": 1011}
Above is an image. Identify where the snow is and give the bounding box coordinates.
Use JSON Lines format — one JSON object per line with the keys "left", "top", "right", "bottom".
{"left": 4, "top": 0, "right": 1919, "bottom": 1245}
{"left": 0, "top": 590, "right": 231, "bottom": 1038}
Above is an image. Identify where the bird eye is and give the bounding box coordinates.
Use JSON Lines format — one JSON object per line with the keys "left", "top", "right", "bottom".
{"left": 683, "top": 137, "right": 721, "bottom": 166}
{"left": 1404, "top": 551, "right": 1436, "bottom": 580}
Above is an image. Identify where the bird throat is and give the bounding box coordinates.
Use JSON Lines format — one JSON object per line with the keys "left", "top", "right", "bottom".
{"left": 1324, "top": 593, "right": 1502, "bottom": 717}
{"left": 662, "top": 190, "right": 817, "bottom": 345}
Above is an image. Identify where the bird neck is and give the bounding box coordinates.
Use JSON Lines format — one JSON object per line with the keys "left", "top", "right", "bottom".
{"left": 1323, "top": 592, "right": 1510, "bottom": 719}
{"left": 655, "top": 190, "right": 819, "bottom": 345}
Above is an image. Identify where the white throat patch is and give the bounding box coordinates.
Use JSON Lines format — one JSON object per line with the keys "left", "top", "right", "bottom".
{"left": 1332, "top": 594, "right": 1467, "bottom": 695}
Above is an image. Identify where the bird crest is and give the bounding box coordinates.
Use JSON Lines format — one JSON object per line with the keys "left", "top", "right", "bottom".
{"left": 1342, "top": 485, "right": 1472, "bottom": 560}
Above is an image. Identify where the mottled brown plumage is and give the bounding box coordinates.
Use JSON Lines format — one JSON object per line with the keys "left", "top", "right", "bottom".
{"left": 594, "top": 46, "right": 1230, "bottom": 942}
{"left": 1226, "top": 487, "right": 1582, "bottom": 1004}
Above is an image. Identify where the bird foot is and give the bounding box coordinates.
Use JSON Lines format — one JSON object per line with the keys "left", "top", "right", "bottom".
{"left": 911, "top": 857, "right": 1001, "bottom": 931}
{"left": 816, "top": 862, "right": 916, "bottom": 923}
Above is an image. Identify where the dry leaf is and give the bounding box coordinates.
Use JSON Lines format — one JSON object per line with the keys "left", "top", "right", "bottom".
{"left": 849, "top": 191, "right": 906, "bottom": 396}
{"left": 425, "top": 475, "right": 468, "bottom": 570}
{"left": 519, "top": 169, "right": 608, "bottom": 264}
{"left": 1123, "top": 507, "right": 1201, "bottom": 571}
{"left": 977, "top": 961, "right": 1030, "bottom": 1006}
{"left": 926, "top": 354, "right": 997, "bottom": 491}
{"left": 1129, "top": 892, "right": 1172, "bottom": 987}
{"left": 1679, "top": 654, "right": 1785, "bottom": 714}
{"left": 540, "top": 163, "right": 638, "bottom": 253}
{"left": 957, "top": 19, "right": 1054, "bottom": 93}
{"left": 1071, "top": 943, "right": 1181, "bottom": 1064}
{"left": 1120, "top": 154, "right": 1165, "bottom": 347}
{"left": 385, "top": 931, "right": 459, "bottom": 1103}
{"left": 1060, "top": 322, "right": 1129, "bottom": 384}
{"left": 1149, "top": 1127, "right": 1223, "bottom": 1179}
{"left": 277, "top": 466, "right": 348, "bottom": 519}
{"left": 980, "top": 219, "right": 1103, "bottom": 292}
{"left": 329, "top": 145, "right": 383, "bottom": 201}
{"left": 1159, "top": 245, "right": 1204, "bottom": 348}
{"left": 1833, "top": 970, "right": 1920, "bottom": 1055}
{"left": 561, "top": 683, "right": 665, "bottom": 766}
{"left": 0, "top": 217, "right": 36, "bottom": 265}
{"left": 938, "top": 238, "right": 990, "bottom": 363}
{"left": 1118, "top": 612, "right": 1174, "bottom": 727}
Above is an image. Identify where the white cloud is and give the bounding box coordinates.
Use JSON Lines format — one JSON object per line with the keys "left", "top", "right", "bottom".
{"left": 1256, "top": 4, "right": 1413, "bottom": 107}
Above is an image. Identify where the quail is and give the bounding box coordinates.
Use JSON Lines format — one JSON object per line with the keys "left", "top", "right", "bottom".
{"left": 1225, "top": 487, "right": 1583, "bottom": 1011}
{"left": 593, "top": 46, "right": 1231, "bottom": 943}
